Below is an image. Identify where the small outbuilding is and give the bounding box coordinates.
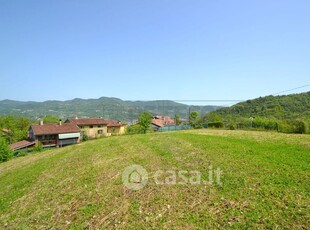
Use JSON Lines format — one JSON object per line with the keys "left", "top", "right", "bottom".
{"left": 9, "top": 140, "right": 36, "bottom": 151}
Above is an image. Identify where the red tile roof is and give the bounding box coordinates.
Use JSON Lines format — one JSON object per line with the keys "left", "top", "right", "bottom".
{"left": 152, "top": 115, "right": 175, "bottom": 126}
{"left": 67, "top": 118, "right": 126, "bottom": 127}
{"left": 31, "top": 123, "right": 80, "bottom": 135}
{"left": 10, "top": 140, "right": 35, "bottom": 150}
{"left": 152, "top": 119, "right": 165, "bottom": 127}
{"left": 106, "top": 120, "right": 126, "bottom": 127}
{"left": 67, "top": 118, "right": 108, "bottom": 125}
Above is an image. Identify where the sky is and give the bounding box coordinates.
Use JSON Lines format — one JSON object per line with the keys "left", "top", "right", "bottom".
{"left": 0, "top": 0, "right": 309, "bottom": 105}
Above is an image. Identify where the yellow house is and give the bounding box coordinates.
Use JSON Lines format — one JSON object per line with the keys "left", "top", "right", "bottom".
{"left": 106, "top": 120, "right": 126, "bottom": 136}
{"left": 65, "top": 118, "right": 126, "bottom": 138}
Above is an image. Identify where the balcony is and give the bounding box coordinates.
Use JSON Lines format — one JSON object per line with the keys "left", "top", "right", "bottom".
{"left": 40, "top": 140, "right": 57, "bottom": 147}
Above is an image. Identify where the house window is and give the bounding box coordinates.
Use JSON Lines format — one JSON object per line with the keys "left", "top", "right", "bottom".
{"left": 89, "top": 125, "right": 93, "bottom": 128}
{"left": 98, "top": 130, "right": 103, "bottom": 134}
{"left": 38, "top": 135, "right": 56, "bottom": 141}
{"left": 98, "top": 125, "right": 103, "bottom": 128}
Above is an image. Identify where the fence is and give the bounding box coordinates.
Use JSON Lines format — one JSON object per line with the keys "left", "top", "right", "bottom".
{"left": 158, "top": 125, "right": 191, "bottom": 132}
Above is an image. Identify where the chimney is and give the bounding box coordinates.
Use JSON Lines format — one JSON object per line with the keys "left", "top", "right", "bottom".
{"left": 39, "top": 120, "right": 43, "bottom": 126}
{"left": 59, "top": 119, "right": 62, "bottom": 125}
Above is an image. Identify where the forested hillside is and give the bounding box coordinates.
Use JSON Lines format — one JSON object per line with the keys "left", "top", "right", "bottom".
{"left": 215, "top": 92, "right": 310, "bottom": 119}
{"left": 205, "top": 92, "right": 310, "bottom": 134}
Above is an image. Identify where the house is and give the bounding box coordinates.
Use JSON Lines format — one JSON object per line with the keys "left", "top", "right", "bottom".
{"left": 106, "top": 119, "right": 126, "bottom": 136}
{"left": 65, "top": 118, "right": 126, "bottom": 138}
{"left": 65, "top": 118, "right": 107, "bottom": 139}
{"left": 152, "top": 115, "right": 175, "bottom": 126}
{"left": 151, "top": 119, "right": 165, "bottom": 131}
{"left": 28, "top": 121, "right": 80, "bottom": 147}
{"left": 151, "top": 115, "right": 175, "bottom": 131}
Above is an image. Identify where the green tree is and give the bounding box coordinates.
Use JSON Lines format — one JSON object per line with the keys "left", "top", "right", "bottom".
{"left": 0, "top": 138, "right": 12, "bottom": 162}
{"left": 205, "top": 112, "right": 223, "bottom": 123}
{"left": 190, "top": 111, "right": 199, "bottom": 121}
{"left": 203, "top": 112, "right": 224, "bottom": 128}
{"left": 2, "top": 116, "right": 30, "bottom": 144}
{"left": 43, "top": 115, "right": 62, "bottom": 124}
{"left": 138, "top": 112, "right": 152, "bottom": 134}
{"left": 0, "top": 116, "right": 4, "bottom": 129}
{"left": 189, "top": 111, "right": 201, "bottom": 128}
{"left": 175, "top": 114, "right": 181, "bottom": 125}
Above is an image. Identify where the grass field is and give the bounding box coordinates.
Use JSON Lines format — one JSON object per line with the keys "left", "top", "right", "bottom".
{"left": 0, "top": 130, "right": 309, "bottom": 229}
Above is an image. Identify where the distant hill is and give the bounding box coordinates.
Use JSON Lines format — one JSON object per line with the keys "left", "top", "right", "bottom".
{"left": 0, "top": 97, "right": 222, "bottom": 121}
{"left": 215, "top": 91, "right": 310, "bottom": 119}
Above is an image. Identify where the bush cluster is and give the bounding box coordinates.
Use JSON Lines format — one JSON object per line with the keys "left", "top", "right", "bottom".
{"left": 0, "top": 138, "right": 12, "bottom": 162}
{"left": 225, "top": 117, "right": 310, "bottom": 134}
{"left": 207, "top": 122, "right": 224, "bottom": 128}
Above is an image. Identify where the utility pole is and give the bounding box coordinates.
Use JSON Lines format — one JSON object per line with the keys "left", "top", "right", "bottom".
{"left": 162, "top": 100, "right": 164, "bottom": 116}
{"left": 102, "top": 104, "right": 104, "bottom": 119}
{"left": 249, "top": 117, "right": 254, "bottom": 128}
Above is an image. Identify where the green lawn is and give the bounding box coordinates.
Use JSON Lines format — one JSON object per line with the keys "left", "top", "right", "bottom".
{"left": 0, "top": 130, "right": 309, "bottom": 229}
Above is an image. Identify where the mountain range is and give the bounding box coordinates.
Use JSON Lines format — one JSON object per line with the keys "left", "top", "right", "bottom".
{"left": 0, "top": 97, "right": 222, "bottom": 121}
{"left": 2, "top": 92, "right": 309, "bottom": 122}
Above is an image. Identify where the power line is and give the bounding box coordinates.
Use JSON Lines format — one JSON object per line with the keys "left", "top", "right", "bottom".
{"left": 128, "top": 99, "right": 244, "bottom": 102}
{"left": 173, "top": 100, "right": 243, "bottom": 102}
{"left": 272, "top": 84, "right": 310, "bottom": 95}
{"left": 125, "top": 84, "right": 310, "bottom": 105}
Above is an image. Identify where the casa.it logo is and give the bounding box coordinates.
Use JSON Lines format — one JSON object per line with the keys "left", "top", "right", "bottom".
{"left": 122, "top": 165, "right": 148, "bottom": 191}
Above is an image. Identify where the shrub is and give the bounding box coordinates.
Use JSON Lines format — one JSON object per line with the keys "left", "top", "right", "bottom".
{"left": 193, "top": 123, "right": 203, "bottom": 129}
{"left": 0, "top": 138, "right": 12, "bottom": 162}
{"left": 264, "top": 120, "right": 278, "bottom": 130}
{"left": 278, "top": 120, "right": 306, "bottom": 134}
{"left": 33, "top": 141, "right": 43, "bottom": 152}
{"left": 126, "top": 124, "right": 144, "bottom": 135}
{"left": 236, "top": 122, "right": 248, "bottom": 129}
{"left": 14, "top": 150, "right": 27, "bottom": 157}
{"left": 228, "top": 123, "right": 236, "bottom": 130}
{"left": 293, "top": 120, "right": 306, "bottom": 134}
{"left": 207, "top": 122, "right": 224, "bottom": 128}
{"left": 304, "top": 119, "right": 310, "bottom": 134}
{"left": 82, "top": 134, "right": 89, "bottom": 141}
{"left": 252, "top": 118, "right": 278, "bottom": 130}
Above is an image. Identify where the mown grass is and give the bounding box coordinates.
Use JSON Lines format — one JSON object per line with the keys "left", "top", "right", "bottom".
{"left": 0, "top": 130, "right": 309, "bottom": 229}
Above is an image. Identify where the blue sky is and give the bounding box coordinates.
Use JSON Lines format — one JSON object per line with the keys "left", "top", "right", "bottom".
{"left": 0, "top": 0, "right": 309, "bottom": 105}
